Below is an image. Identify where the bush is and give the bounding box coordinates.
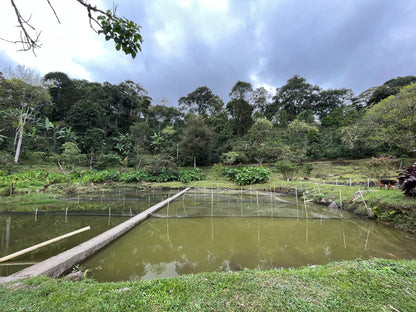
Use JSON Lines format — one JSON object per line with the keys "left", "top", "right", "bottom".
{"left": 222, "top": 167, "right": 239, "bottom": 181}
{"left": 275, "top": 160, "right": 299, "bottom": 181}
{"left": 60, "top": 142, "right": 86, "bottom": 167}
{"left": 81, "top": 170, "right": 120, "bottom": 183}
{"left": 95, "top": 153, "right": 122, "bottom": 170}
{"left": 364, "top": 156, "right": 396, "bottom": 180}
{"left": 222, "top": 166, "right": 270, "bottom": 186}
{"left": 302, "top": 163, "right": 313, "bottom": 177}
{"left": 144, "top": 155, "right": 179, "bottom": 182}
{"left": 146, "top": 169, "right": 178, "bottom": 182}
{"left": 179, "top": 168, "right": 207, "bottom": 183}
{"left": 121, "top": 170, "right": 146, "bottom": 183}
{"left": 221, "top": 151, "right": 239, "bottom": 166}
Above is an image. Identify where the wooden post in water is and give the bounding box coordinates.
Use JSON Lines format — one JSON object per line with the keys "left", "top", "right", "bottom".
{"left": 0, "top": 226, "right": 91, "bottom": 263}
{"left": 256, "top": 191, "right": 259, "bottom": 216}
{"left": 295, "top": 186, "right": 299, "bottom": 219}
{"left": 303, "top": 193, "right": 308, "bottom": 218}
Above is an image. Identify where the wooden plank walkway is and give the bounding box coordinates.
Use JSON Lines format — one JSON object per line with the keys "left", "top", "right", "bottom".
{"left": 0, "top": 188, "right": 190, "bottom": 284}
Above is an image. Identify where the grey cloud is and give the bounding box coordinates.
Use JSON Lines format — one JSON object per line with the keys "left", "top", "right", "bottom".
{"left": 84, "top": 0, "right": 416, "bottom": 104}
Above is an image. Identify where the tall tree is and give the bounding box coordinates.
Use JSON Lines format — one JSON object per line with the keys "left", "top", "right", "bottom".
{"left": 66, "top": 99, "right": 105, "bottom": 138}
{"left": 229, "top": 81, "right": 253, "bottom": 102}
{"left": 178, "top": 86, "right": 223, "bottom": 116}
{"left": 368, "top": 76, "right": 416, "bottom": 106}
{"left": 226, "top": 81, "right": 254, "bottom": 137}
{"left": 104, "top": 80, "right": 151, "bottom": 133}
{"left": 147, "top": 105, "right": 184, "bottom": 132}
{"left": 226, "top": 99, "right": 254, "bottom": 137}
{"left": 180, "top": 115, "right": 213, "bottom": 167}
{"left": 43, "top": 72, "right": 78, "bottom": 121}
{"left": 269, "top": 75, "right": 320, "bottom": 125}
{"left": 0, "top": 78, "right": 51, "bottom": 163}
{"left": 341, "top": 83, "right": 416, "bottom": 157}
{"left": 313, "top": 88, "right": 354, "bottom": 122}
{"left": 251, "top": 86, "right": 273, "bottom": 117}
{"left": 356, "top": 83, "right": 416, "bottom": 154}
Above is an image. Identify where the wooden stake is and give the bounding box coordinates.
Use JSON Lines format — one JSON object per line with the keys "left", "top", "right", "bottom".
{"left": 358, "top": 188, "right": 375, "bottom": 219}
{"left": 0, "top": 226, "right": 90, "bottom": 263}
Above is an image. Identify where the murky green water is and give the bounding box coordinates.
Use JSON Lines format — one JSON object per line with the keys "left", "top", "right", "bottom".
{"left": 1, "top": 189, "right": 415, "bottom": 281}
{"left": 81, "top": 190, "right": 416, "bottom": 282}
{"left": 0, "top": 190, "right": 171, "bottom": 276}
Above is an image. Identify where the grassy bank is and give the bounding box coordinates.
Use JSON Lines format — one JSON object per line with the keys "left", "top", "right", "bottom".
{"left": 1, "top": 258, "right": 415, "bottom": 311}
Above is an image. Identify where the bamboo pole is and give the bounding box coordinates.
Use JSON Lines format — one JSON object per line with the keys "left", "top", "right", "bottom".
{"left": 358, "top": 188, "right": 375, "bottom": 219}
{"left": 0, "top": 226, "right": 90, "bottom": 263}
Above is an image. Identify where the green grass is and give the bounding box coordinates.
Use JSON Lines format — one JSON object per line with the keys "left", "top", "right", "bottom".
{"left": 1, "top": 259, "right": 415, "bottom": 311}
{"left": 0, "top": 192, "right": 58, "bottom": 208}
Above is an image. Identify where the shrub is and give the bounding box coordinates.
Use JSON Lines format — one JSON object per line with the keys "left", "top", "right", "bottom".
{"left": 60, "top": 142, "right": 86, "bottom": 167}
{"left": 81, "top": 170, "right": 120, "bottom": 183}
{"left": 222, "top": 167, "right": 239, "bottom": 181}
{"left": 179, "top": 168, "right": 207, "bottom": 183}
{"left": 121, "top": 170, "right": 146, "bottom": 183}
{"left": 144, "top": 155, "right": 179, "bottom": 182}
{"left": 221, "top": 151, "right": 239, "bottom": 167}
{"left": 364, "top": 156, "right": 396, "bottom": 180}
{"left": 222, "top": 166, "right": 270, "bottom": 186}
{"left": 234, "top": 166, "right": 270, "bottom": 185}
{"left": 95, "top": 153, "right": 122, "bottom": 170}
{"left": 302, "top": 163, "right": 313, "bottom": 177}
{"left": 275, "top": 160, "right": 299, "bottom": 181}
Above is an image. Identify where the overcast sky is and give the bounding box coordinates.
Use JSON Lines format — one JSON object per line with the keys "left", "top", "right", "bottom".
{"left": 1, "top": 0, "right": 416, "bottom": 105}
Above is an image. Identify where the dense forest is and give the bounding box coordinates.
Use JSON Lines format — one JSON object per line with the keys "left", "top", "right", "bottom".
{"left": 0, "top": 65, "right": 415, "bottom": 172}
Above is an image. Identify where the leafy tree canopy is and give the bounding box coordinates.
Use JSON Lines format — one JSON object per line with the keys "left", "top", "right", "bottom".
{"left": 178, "top": 86, "right": 223, "bottom": 116}
{"left": 229, "top": 81, "right": 253, "bottom": 101}
{"left": 270, "top": 75, "right": 320, "bottom": 125}
{"left": 368, "top": 76, "right": 416, "bottom": 106}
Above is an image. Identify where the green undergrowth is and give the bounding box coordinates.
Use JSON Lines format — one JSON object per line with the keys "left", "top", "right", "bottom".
{"left": 1, "top": 258, "right": 415, "bottom": 311}
{"left": 364, "top": 189, "right": 416, "bottom": 233}
{"left": 0, "top": 192, "right": 58, "bottom": 208}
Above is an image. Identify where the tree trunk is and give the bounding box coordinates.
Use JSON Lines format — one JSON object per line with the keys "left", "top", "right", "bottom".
{"left": 14, "top": 127, "right": 23, "bottom": 164}
{"left": 194, "top": 156, "right": 196, "bottom": 168}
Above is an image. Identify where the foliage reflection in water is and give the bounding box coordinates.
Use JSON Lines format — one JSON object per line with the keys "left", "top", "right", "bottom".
{"left": 81, "top": 190, "right": 416, "bottom": 282}
{"left": 0, "top": 190, "right": 170, "bottom": 276}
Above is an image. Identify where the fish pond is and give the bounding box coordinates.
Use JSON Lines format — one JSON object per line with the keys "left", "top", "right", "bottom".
{"left": 1, "top": 188, "right": 415, "bottom": 281}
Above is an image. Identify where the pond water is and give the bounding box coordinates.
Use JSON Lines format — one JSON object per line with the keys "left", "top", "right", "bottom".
{"left": 0, "top": 190, "right": 172, "bottom": 276}
{"left": 1, "top": 189, "right": 415, "bottom": 281}
{"left": 81, "top": 190, "right": 416, "bottom": 281}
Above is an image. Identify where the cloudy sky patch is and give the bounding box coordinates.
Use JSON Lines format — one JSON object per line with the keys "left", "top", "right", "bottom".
{"left": 1, "top": 0, "right": 415, "bottom": 104}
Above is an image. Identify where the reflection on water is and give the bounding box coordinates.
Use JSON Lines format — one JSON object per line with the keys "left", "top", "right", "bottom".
{"left": 82, "top": 190, "right": 416, "bottom": 282}
{"left": 2, "top": 189, "right": 416, "bottom": 281}
{"left": 0, "top": 190, "right": 175, "bottom": 277}
{"left": 0, "top": 214, "right": 128, "bottom": 276}
{"left": 83, "top": 217, "right": 416, "bottom": 282}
